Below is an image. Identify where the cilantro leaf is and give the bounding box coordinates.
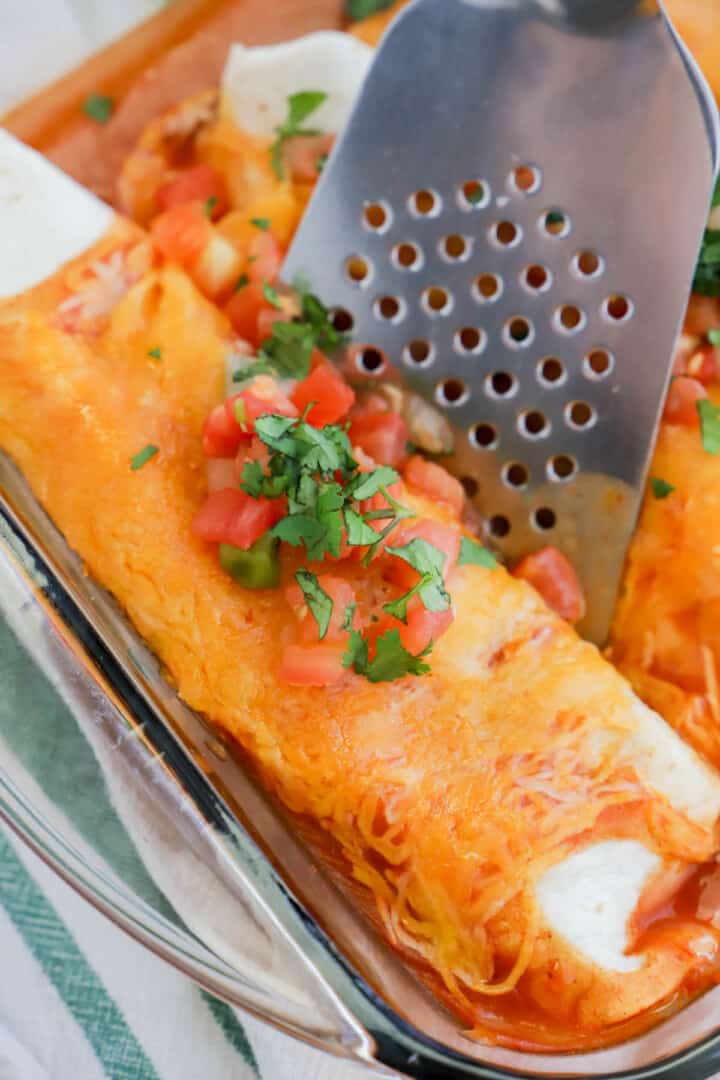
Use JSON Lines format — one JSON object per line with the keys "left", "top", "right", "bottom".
{"left": 295, "top": 569, "right": 333, "bottom": 639}
{"left": 694, "top": 228, "right": 720, "bottom": 296}
{"left": 83, "top": 93, "right": 114, "bottom": 123}
{"left": 698, "top": 398, "right": 720, "bottom": 455}
{"left": 262, "top": 282, "right": 282, "bottom": 310}
{"left": 204, "top": 195, "right": 218, "bottom": 219}
{"left": 239, "top": 460, "right": 266, "bottom": 498}
{"left": 251, "top": 217, "right": 271, "bottom": 231}
{"left": 709, "top": 329, "right": 720, "bottom": 346}
{"left": 234, "top": 273, "right": 250, "bottom": 292}
{"left": 343, "top": 629, "right": 369, "bottom": 673}
{"left": 344, "top": 507, "right": 380, "bottom": 546}
{"left": 147, "top": 346, "right": 162, "bottom": 360}
{"left": 458, "top": 537, "right": 497, "bottom": 569}
{"left": 259, "top": 320, "right": 315, "bottom": 380}
{"left": 650, "top": 476, "right": 675, "bottom": 500}
{"left": 341, "top": 603, "right": 357, "bottom": 632}
{"left": 231, "top": 359, "right": 274, "bottom": 384}
{"left": 346, "top": 0, "right": 395, "bottom": 18}
{"left": 130, "top": 444, "right": 159, "bottom": 471}
{"left": 270, "top": 91, "right": 328, "bottom": 179}
{"left": 383, "top": 573, "right": 433, "bottom": 624}
{"left": 364, "top": 630, "right": 432, "bottom": 683}
{"left": 385, "top": 538, "right": 451, "bottom": 613}
{"left": 273, "top": 514, "right": 325, "bottom": 550}
{"left": 346, "top": 466, "right": 399, "bottom": 501}
{"left": 254, "top": 414, "right": 300, "bottom": 454}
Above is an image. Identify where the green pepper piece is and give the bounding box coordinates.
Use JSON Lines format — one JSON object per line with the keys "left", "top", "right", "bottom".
{"left": 219, "top": 533, "right": 280, "bottom": 589}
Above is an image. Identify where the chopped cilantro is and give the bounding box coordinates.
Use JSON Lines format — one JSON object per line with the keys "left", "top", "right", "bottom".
{"left": 251, "top": 217, "right": 271, "bottom": 231}
{"left": 270, "top": 91, "right": 328, "bottom": 179}
{"left": 650, "top": 476, "right": 675, "bottom": 500}
{"left": 234, "top": 273, "right": 250, "bottom": 292}
{"left": 295, "top": 569, "right": 333, "bottom": 639}
{"left": 344, "top": 507, "right": 380, "bottom": 546}
{"left": 348, "top": 629, "right": 432, "bottom": 683}
{"left": 693, "top": 178, "right": 720, "bottom": 295}
{"left": 262, "top": 282, "right": 282, "bottom": 310}
{"left": 347, "top": 0, "right": 395, "bottom": 17}
{"left": 83, "top": 93, "right": 114, "bottom": 124}
{"left": 259, "top": 321, "right": 315, "bottom": 380}
{"left": 698, "top": 398, "right": 720, "bottom": 455}
{"left": 341, "top": 603, "right": 357, "bottom": 632}
{"left": 383, "top": 574, "right": 434, "bottom": 624}
{"left": 346, "top": 466, "right": 399, "bottom": 501}
{"left": 343, "top": 628, "right": 369, "bottom": 673}
{"left": 231, "top": 359, "right": 274, "bottom": 384}
{"left": 316, "top": 153, "right": 329, "bottom": 173}
{"left": 204, "top": 195, "right": 218, "bottom": 219}
{"left": 385, "top": 538, "right": 451, "bottom": 613}
{"left": 458, "top": 537, "right": 497, "bottom": 569}
{"left": 130, "top": 444, "right": 159, "bottom": 471}
{"left": 147, "top": 346, "right": 162, "bottom": 360}
{"left": 239, "top": 460, "right": 266, "bottom": 498}
{"left": 709, "top": 329, "right": 720, "bottom": 346}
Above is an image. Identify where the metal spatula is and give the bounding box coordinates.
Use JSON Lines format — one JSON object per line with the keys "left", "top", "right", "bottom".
{"left": 283, "top": 0, "right": 719, "bottom": 642}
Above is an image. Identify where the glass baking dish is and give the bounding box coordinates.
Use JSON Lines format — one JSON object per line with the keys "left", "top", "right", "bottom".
{"left": 3, "top": 1, "right": 720, "bottom": 1075}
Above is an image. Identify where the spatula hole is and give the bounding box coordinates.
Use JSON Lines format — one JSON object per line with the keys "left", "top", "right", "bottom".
{"left": 374, "top": 294, "right": 405, "bottom": 323}
{"left": 422, "top": 286, "right": 453, "bottom": 316}
{"left": 473, "top": 273, "right": 503, "bottom": 303}
{"left": 330, "top": 307, "right": 354, "bottom": 333}
{"left": 363, "top": 201, "right": 392, "bottom": 233}
{"left": 461, "top": 476, "right": 479, "bottom": 497}
{"left": 489, "top": 514, "right": 511, "bottom": 538}
{"left": 459, "top": 179, "right": 490, "bottom": 211}
{"left": 503, "top": 316, "right": 534, "bottom": 347}
{"left": 548, "top": 454, "right": 577, "bottom": 481}
{"left": 503, "top": 462, "right": 529, "bottom": 489}
{"left": 573, "top": 250, "right": 604, "bottom": 278}
{"left": 440, "top": 234, "right": 471, "bottom": 262}
{"left": 487, "top": 371, "right": 517, "bottom": 398}
{"left": 533, "top": 507, "right": 557, "bottom": 531}
{"left": 355, "top": 347, "right": 387, "bottom": 375}
{"left": 554, "top": 304, "right": 586, "bottom": 335}
{"left": 454, "top": 326, "right": 486, "bottom": 355}
{"left": 523, "top": 264, "right": 552, "bottom": 293}
{"left": 403, "top": 339, "right": 434, "bottom": 367}
{"left": 345, "top": 255, "right": 372, "bottom": 286}
{"left": 519, "top": 410, "right": 550, "bottom": 439}
{"left": 584, "top": 347, "right": 614, "bottom": 379}
{"left": 392, "top": 242, "right": 423, "bottom": 271}
{"left": 410, "top": 189, "right": 441, "bottom": 218}
{"left": 566, "top": 400, "right": 596, "bottom": 429}
{"left": 541, "top": 209, "right": 570, "bottom": 237}
{"left": 437, "top": 377, "right": 468, "bottom": 406}
{"left": 510, "top": 165, "right": 542, "bottom": 195}
{"left": 538, "top": 357, "right": 566, "bottom": 386}
{"left": 492, "top": 221, "right": 522, "bottom": 248}
{"left": 470, "top": 422, "right": 498, "bottom": 449}
{"left": 604, "top": 294, "right": 633, "bottom": 322}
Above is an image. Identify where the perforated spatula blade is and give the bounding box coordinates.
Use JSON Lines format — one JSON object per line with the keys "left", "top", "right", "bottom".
{"left": 284, "top": 0, "right": 719, "bottom": 642}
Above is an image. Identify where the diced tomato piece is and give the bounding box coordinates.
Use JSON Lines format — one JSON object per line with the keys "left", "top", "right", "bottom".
{"left": 226, "top": 377, "right": 298, "bottom": 436}
{"left": 150, "top": 202, "right": 211, "bottom": 267}
{"left": 286, "top": 576, "right": 358, "bottom": 644}
{"left": 384, "top": 520, "right": 461, "bottom": 590}
{"left": 278, "top": 643, "right": 347, "bottom": 687}
{"left": 225, "top": 282, "right": 270, "bottom": 346}
{"left": 156, "top": 164, "right": 229, "bottom": 220}
{"left": 349, "top": 410, "right": 409, "bottom": 467}
{"left": 234, "top": 436, "right": 271, "bottom": 481}
{"left": 256, "top": 304, "right": 287, "bottom": 343}
{"left": 663, "top": 376, "right": 707, "bottom": 427}
{"left": 247, "top": 230, "right": 283, "bottom": 285}
{"left": 282, "top": 133, "right": 335, "bottom": 183}
{"left": 399, "top": 599, "right": 454, "bottom": 654}
{"left": 686, "top": 344, "right": 720, "bottom": 385}
{"left": 403, "top": 455, "right": 464, "bottom": 518}
{"left": 685, "top": 294, "right": 720, "bottom": 338}
{"left": 292, "top": 363, "right": 356, "bottom": 427}
{"left": 202, "top": 403, "right": 245, "bottom": 458}
{"left": 192, "top": 488, "right": 285, "bottom": 550}
{"left": 512, "top": 546, "right": 586, "bottom": 623}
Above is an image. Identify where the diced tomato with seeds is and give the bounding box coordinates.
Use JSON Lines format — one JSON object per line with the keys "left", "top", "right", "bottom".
{"left": 286, "top": 576, "right": 358, "bottom": 644}
{"left": 384, "top": 520, "right": 461, "bottom": 590}
{"left": 225, "top": 378, "right": 298, "bottom": 436}
{"left": 349, "top": 410, "right": 409, "bottom": 467}
{"left": 403, "top": 455, "right": 464, "bottom": 517}
{"left": 192, "top": 488, "right": 285, "bottom": 550}
{"left": 292, "top": 363, "right": 356, "bottom": 427}
{"left": 156, "top": 164, "right": 229, "bottom": 220}
{"left": 247, "top": 230, "right": 283, "bottom": 285}
{"left": 282, "top": 133, "right": 335, "bottom": 182}
{"left": 225, "top": 282, "right": 271, "bottom": 345}
{"left": 278, "top": 643, "right": 347, "bottom": 686}
{"left": 150, "top": 202, "right": 211, "bottom": 267}
{"left": 203, "top": 403, "right": 245, "bottom": 458}
{"left": 512, "top": 546, "right": 586, "bottom": 624}
{"left": 663, "top": 376, "right": 707, "bottom": 427}
{"left": 685, "top": 344, "right": 719, "bottom": 385}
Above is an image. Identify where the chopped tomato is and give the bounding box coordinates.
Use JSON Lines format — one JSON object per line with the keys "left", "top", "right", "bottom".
{"left": 349, "top": 410, "right": 409, "bottom": 468}
{"left": 685, "top": 344, "right": 719, "bottom": 385}
{"left": 403, "top": 455, "right": 464, "bottom": 518}
{"left": 282, "top": 133, "right": 335, "bottom": 183}
{"left": 292, "top": 363, "right": 356, "bottom": 427}
{"left": 156, "top": 164, "right": 229, "bottom": 220}
{"left": 663, "top": 376, "right": 707, "bottom": 427}
{"left": 685, "top": 294, "right": 720, "bottom": 338}
{"left": 278, "top": 643, "right": 347, "bottom": 687}
{"left": 512, "top": 546, "right": 586, "bottom": 624}
{"left": 225, "top": 282, "right": 271, "bottom": 346}
{"left": 150, "top": 202, "right": 211, "bottom": 267}
{"left": 192, "top": 488, "right": 285, "bottom": 549}
{"left": 247, "top": 229, "right": 283, "bottom": 285}
{"left": 256, "top": 304, "right": 288, "bottom": 343}
{"left": 226, "top": 377, "right": 298, "bottom": 436}
{"left": 202, "top": 403, "right": 244, "bottom": 458}
{"left": 234, "top": 436, "right": 271, "bottom": 482}
{"left": 384, "top": 520, "right": 461, "bottom": 590}
{"left": 399, "top": 600, "right": 454, "bottom": 654}
{"left": 286, "top": 576, "right": 358, "bottom": 644}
